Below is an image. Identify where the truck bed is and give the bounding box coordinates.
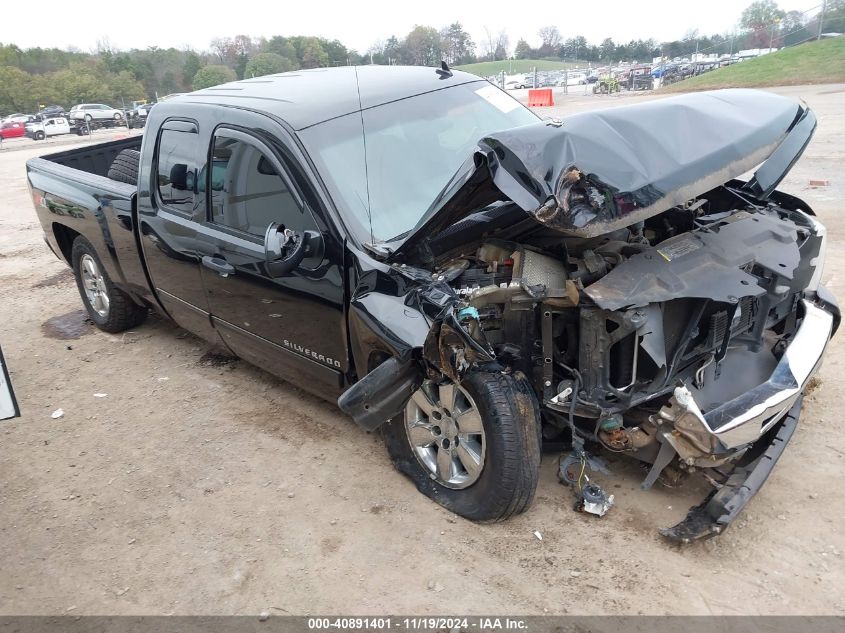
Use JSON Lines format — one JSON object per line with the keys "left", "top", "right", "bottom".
{"left": 40, "top": 135, "right": 142, "bottom": 179}
{"left": 26, "top": 134, "right": 152, "bottom": 310}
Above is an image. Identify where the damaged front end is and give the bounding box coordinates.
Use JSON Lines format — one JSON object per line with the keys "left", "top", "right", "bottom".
{"left": 338, "top": 89, "right": 838, "bottom": 540}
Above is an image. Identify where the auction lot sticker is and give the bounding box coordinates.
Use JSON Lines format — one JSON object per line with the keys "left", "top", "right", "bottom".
{"left": 475, "top": 84, "right": 521, "bottom": 113}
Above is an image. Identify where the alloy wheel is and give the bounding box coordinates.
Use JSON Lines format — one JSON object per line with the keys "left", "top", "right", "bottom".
{"left": 80, "top": 254, "right": 110, "bottom": 318}
{"left": 405, "top": 380, "right": 486, "bottom": 489}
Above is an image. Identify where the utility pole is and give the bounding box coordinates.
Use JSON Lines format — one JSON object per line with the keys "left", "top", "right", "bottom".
{"left": 769, "top": 18, "right": 781, "bottom": 52}
{"left": 818, "top": 0, "right": 827, "bottom": 40}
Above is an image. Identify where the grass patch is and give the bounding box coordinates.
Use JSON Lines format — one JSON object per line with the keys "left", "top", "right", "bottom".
{"left": 455, "top": 59, "right": 582, "bottom": 76}
{"left": 662, "top": 37, "right": 845, "bottom": 92}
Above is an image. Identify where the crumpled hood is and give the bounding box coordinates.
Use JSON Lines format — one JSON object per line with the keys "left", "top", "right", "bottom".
{"left": 391, "top": 89, "right": 815, "bottom": 261}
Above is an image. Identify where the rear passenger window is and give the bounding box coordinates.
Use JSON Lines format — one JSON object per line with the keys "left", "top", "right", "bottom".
{"left": 208, "top": 131, "right": 305, "bottom": 237}
{"left": 156, "top": 126, "right": 199, "bottom": 215}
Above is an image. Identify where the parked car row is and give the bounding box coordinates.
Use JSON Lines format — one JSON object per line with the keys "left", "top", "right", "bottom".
{"left": 495, "top": 54, "right": 744, "bottom": 95}
{"left": 499, "top": 69, "right": 596, "bottom": 91}
{"left": 2, "top": 102, "right": 132, "bottom": 127}
{"left": 2, "top": 105, "right": 68, "bottom": 125}
{"left": 1, "top": 101, "right": 160, "bottom": 143}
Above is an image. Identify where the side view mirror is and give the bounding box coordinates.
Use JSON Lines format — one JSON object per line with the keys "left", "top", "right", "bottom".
{"left": 169, "top": 164, "right": 187, "bottom": 189}
{"left": 264, "top": 222, "right": 318, "bottom": 278}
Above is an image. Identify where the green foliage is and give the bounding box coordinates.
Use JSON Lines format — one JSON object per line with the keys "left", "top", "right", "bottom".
{"left": 404, "top": 26, "right": 442, "bottom": 66}
{"left": 262, "top": 36, "right": 298, "bottom": 66}
{"left": 440, "top": 23, "right": 475, "bottom": 65}
{"left": 822, "top": 0, "right": 845, "bottom": 33}
{"left": 210, "top": 36, "right": 257, "bottom": 79}
{"left": 514, "top": 39, "right": 532, "bottom": 60}
{"left": 0, "top": 43, "right": 88, "bottom": 74}
{"left": 321, "top": 38, "right": 352, "bottom": 65}
{"left": 0, "top": 60, "right": 146, "bottom": 115}
{"left": 741, "top": 0, "right": 787, "bottom": 47}
{"left": 661, "top": 37, "right": 845, "bottom": 92}
{"left": 245, "top": 53, "right": 295, "bottom": 78}
{"left": 0, "top": 66, "right": 33, "bottom": 112}
{"left": 741, "top": 0, "right": 786, "bottom": 30}
{"left": 182, "top": 51, "right": 203, "bottom": 88}
{"left": 192, "top": 65, "right": 237, "bottom": 90}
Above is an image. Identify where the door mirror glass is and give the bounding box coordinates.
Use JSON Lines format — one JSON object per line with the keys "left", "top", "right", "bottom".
{"left": 263, "top": 222, "right": 312, "bottom": 278}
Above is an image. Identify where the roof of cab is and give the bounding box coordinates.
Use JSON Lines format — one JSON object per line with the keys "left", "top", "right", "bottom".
{"left": 176, "top": 65, "right": 483, "bottom": 130}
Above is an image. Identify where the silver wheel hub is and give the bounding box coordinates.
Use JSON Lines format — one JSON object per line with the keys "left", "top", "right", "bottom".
{"left": 405, "top": 380, "right": 485, "bottom": 489}
{"left": 80, "top": 254, "right": 110, "bottom": 318}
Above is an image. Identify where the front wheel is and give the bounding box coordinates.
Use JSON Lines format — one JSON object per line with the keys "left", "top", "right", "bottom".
{"left": 113, "top": 113, "right": 122, "bottom": 120}
{"left": 383, "top": 371, "right": 541, "bottom": 522}
{"left": 34, "top": 131, "right": 45, "bottom": 140}
{"left": 72, "top": 237, "right": 147, "bottom": 333}
{"left": 84, "top": 113, "right": 92, "bottom": 121}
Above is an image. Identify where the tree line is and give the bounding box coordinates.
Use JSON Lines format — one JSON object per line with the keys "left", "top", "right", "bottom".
{"left": 1, "top": 0, "right": 843, "bottom": 115}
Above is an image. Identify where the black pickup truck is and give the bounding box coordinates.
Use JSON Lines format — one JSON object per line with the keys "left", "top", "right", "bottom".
{"left": 25, "top": 66, "right": 838, "bottom": 541}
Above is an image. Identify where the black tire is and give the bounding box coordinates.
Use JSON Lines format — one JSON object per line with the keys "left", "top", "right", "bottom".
{"left": 383, "top": 370, "right": 542, "bottom": 522}
{"left": 35, "top": 131, "right": 45, "bottom": 140}
{"left": 107, "top": 149, "right": 140, "bottom": 184}
{"left": 84, "top": 113, "right": 92, "bottom": 121}
{"left": 71, "top": 236, "right": 147, "bottom": 333}
{"left": 114, "top": 113, "right": 122, "bottom": 120}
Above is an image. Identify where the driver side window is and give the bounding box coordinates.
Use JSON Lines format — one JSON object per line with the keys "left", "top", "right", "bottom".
{"left": 208, "top": 131, "right": 306, "bottom": 238}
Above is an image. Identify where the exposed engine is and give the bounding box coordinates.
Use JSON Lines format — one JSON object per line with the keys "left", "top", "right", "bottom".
{"left": 433, "top": 187, "right": 824, "bottom": 481}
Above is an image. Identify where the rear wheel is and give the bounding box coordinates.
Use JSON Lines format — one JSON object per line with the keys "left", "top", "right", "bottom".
{"left": 72, "top": 237, "right": 147, "bottom": 333}
{"left": 34, "top": 131, "right": 45, "bottom": 140}
{"left": 383, "top": 370, "right": 541, "bottom": 522}
{"left": 113, "top": 113, "right": 122, "bottom": 120}
{"left": 84, "top": 113, "right": 92, "bottom": 121}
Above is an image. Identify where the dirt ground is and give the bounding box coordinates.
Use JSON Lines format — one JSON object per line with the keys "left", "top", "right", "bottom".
{"left": 1, "top": 86, "right": 843, "bottom": 616}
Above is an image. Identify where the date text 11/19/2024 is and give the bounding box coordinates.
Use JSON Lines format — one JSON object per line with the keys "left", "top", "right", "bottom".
{"left": 307, "top": 618, "right": 528, "bottom": 630}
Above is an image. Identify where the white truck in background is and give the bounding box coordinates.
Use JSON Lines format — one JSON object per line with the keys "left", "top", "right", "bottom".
{"left": 25, "top": 117, "right": 72, "bottom": 140}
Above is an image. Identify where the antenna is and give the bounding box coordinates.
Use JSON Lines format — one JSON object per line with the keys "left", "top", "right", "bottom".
{"left": 436, "top": 60, "right": 453, "bottom": 79}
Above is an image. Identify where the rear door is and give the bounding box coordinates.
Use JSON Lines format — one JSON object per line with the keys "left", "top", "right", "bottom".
{"left": 137, "top": 118, "right": 219, "bottom": 343}
{"left": 197, "top": 116, "right": 348, "bottom": 398}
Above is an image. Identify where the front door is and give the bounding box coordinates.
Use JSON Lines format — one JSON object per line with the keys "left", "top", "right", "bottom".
{"left": 198, "top": 121, "right": 348, "bottom": 398}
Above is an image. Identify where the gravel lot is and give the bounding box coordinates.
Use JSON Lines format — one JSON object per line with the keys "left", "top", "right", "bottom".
{"left": 0, "top": 85, "right": 843, "bottom": 616}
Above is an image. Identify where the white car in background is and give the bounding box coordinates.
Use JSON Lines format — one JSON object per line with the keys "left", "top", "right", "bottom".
{"left": 556, "top": 71, "right": 588, "bottom": 86}
{"left": 68, "top": 104, "right": 124, "bottom": 121}
{"left": 2, "top": 113, "right": 33, "bottom": 124}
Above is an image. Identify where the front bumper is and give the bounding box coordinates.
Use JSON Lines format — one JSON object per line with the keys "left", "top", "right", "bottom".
{"left": 660, "top": 394, "right": 803, "bottom": 543}
{"left": 657, "top": 299, "right": 834, "bottom": 457}
{"left": 657, "top": 294, "right": 838, "bottom": 542}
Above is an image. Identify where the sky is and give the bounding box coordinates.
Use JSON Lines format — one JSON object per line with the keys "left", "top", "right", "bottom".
{"left": 0, "top": 0, "right": 823, "bottom": 55}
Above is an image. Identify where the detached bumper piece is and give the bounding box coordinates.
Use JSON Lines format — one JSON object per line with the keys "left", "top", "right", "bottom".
{"left": 660, "top": 395, "right": 802, "bottom": 543}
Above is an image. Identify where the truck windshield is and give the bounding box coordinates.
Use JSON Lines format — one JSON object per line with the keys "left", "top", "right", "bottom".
{"left": 300, "top": 81, "right": 538, "bottom": 245}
